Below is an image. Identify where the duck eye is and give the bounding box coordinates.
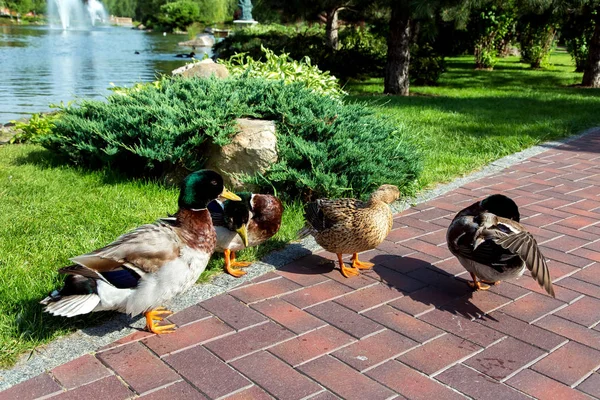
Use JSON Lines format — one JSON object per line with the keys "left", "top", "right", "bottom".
{"left": 210, "top": 180, "right": 217, "bottom": 186}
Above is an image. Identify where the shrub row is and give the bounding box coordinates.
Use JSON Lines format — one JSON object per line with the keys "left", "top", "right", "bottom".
{"left": 40, "top": 76, "right": 421, "bottom": 200}
{"left": 214, "top": 24, "right": 446, "bottom": 85}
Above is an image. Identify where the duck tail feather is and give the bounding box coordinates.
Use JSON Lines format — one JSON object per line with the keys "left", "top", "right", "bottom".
{"left": 43, "top": 294, "right": 100, "bottom": 317}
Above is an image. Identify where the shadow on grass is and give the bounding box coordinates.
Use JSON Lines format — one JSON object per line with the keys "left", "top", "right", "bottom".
{"left": 350, "top": 93, "right": 600, "bottom": 154}
{"left": 11, "top": 147, "right": 171, "bottom": 187}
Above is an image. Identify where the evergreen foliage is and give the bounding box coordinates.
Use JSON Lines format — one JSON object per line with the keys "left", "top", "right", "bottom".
{"left": 40, "top": 77, "right": 421, "bottom": 200}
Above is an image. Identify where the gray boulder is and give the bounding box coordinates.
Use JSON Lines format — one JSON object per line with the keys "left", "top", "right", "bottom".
{"left": 171, "top": 59, "right": 229, "bottom": 79}
{"left": 204, "top": 118, "right": 278, "bottom": 189}
{"left": 178, "top": 34, "right": 215, "bottom": 48}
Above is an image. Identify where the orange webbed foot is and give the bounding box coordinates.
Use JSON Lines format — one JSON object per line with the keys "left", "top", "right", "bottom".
{"left": 351, "top": 253, "right": 374, "bottom": 270}
{"left": 338, "top": 253, "right": 360, "bottom": 278}
{"left": 482, "top": 280, "right": 501, "bottom": 286}
{"left": 467, "top": 273, "right": 490, "bottom": 291}
{"left": 224, "top": 249, "right": 249, "bottom": 278}
{"left": 145, "top": 307, "right": 176, "bottom": 334}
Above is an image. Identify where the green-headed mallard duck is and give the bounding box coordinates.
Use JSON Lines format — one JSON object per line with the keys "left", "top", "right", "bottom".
{"left": 447, "top": 194, "right": 554, "bottom": 297}
{"left": 209, "top": 192, "right": 284, "bottom": 277}
{"left": 299, "top": 185, "right": 400, "bottom": 278}
{"left": 40, "top": 170, "right": 241, "bottom": 334}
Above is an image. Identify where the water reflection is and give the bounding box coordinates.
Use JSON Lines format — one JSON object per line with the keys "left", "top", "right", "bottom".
{"left": 0, "top": 24, "right": 210, "bottom": 123}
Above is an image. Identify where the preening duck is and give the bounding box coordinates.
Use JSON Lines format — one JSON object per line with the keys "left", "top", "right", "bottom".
{"left": 209, "top": 192, "right": 283, "bottom": 277}
{"left": 446, "top": 194, "right": 554, "bottom": 297}
{"left": 41, "top": 170, "right": 241, "bottom": 333}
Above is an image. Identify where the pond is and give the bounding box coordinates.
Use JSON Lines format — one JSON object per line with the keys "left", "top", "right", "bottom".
{"left": 0, "top": 24, "right": 211, "bottom": 124}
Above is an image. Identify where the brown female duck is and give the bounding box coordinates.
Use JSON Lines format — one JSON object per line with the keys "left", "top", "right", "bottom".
{"left": 299, "top": 185, "right": 400, "bottom": 278}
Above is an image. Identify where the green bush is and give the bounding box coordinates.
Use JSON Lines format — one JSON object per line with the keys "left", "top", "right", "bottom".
{"left": 213, "top": 24, "right": 387, "bottom": 81}
{"left": 469, "top": 6, "right": 516, "bottom": 69}
{"left": 518, "top": 14, "right": 556, "bottom": 69}
{"left": 566, "top": 36, "right": 590, "bottom": 73}
{"left": 220, "top": 46, "right": 347, "bottom": 100}
{"left": 158, "top": 0, "right": 200, "bottom": 32}
{"left": 9, "top": 113, "right": 60, "bottom": 144}
{"left": 562, "top": 10, "right": 597, "bottom": 73}
{"left": 410, "top": 43, "right": 446, "bottom": 85}
{"left": 40, "top": 77, "right": 421, "bottom": 200}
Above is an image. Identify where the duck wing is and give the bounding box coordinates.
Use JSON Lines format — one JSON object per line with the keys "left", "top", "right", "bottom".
{"left": 208, "top": 200, "right": 226, "bottom": 226}
{"left": 493, "top": 231, "right": 555, "bottom": 297}
{"left": 305, "top": 198, "right": 365, "bottom": 232}
{"left": 68, "top": 221, "right": 182, "bottom": 280}
{"left": 448, "top": 215, "right": 525, "bottom": 274}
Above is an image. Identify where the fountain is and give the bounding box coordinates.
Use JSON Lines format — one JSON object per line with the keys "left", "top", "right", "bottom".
{"left": 48, "top": 0, "right": 108, "bottom": 30}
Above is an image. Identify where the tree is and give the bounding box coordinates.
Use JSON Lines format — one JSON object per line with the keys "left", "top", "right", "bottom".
{"left": 257, "top": 0, "right": 369, "bottom": 49}
{"left": 384, "top": 0, "right": 411, "bottom": 95}
{"left": 382, "top": 0, "right": 475, "bottom": 95}
{"left": 158, "top": 0, "right": 200, "bottom": 31}
{"left": 582, "top": 6, "right": 600, "bottom": 86}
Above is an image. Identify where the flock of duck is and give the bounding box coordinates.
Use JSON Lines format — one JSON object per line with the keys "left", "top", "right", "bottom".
{"left": 41, "top": 169, "right": 554, "bottom": 334}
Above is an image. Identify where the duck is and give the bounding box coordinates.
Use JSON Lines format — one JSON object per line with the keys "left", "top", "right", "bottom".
{"left": 446, "top": 193, "right": 555, "bottom": 297}
{"left": 40, "top": 170, "right": 241, "bottom": 334}
{"left": 299, "top": 185, "right": 400, "bottom": 278}
{"left": 209, "top": 192, "right": 284, "bottom": 277}
{"left": 175, "top": 51, "right": 195, "bottom": 58}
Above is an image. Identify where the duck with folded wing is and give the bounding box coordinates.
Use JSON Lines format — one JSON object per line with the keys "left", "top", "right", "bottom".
{"left": 41, "top": 170, "right": 241, "bottom": 333}
{"left": 299, "top": 185, "right": 400, "bottom": 278}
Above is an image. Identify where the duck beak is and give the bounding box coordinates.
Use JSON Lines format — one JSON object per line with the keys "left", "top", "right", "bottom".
{"left": 236, "top": 225, "right": 249, "bottom": 247}
{"left": 220, "top": 188, "right": 241, "bottom": 201}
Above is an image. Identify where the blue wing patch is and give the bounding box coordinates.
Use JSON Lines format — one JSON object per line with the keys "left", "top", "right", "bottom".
{"left": 101, "top": 268, "right": 141, "bottom": 289}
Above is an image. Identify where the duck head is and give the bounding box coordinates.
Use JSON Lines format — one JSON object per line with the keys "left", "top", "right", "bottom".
{"left": 480, "top": 194, "right": 520, "bottom": 222}
{"left": 370, "top": 184, "right": 400, "bottom": 204}
{"left": 178, "top": 170, "right": 240, "bottom": 210}
{"left": 222, "top": 192, "right": 252, "bottom": 247}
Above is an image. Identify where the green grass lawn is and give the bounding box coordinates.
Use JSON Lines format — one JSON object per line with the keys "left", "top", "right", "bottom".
{"left": 348, "top": 50, "right": 600, "bottom": 188}
{"left": 1, "top": 49, "right": 599, "bottom": 368}
{"left": 0, "top": 145, "right": 303, "bottom": 367}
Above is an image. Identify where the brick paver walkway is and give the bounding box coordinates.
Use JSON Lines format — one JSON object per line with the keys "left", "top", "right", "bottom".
{"left": 3, "top": 131, "right": 600, "bottom": 400}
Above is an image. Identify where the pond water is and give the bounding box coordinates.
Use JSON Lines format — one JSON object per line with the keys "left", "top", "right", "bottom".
{"left": 0, "top": 24, "right": 211, "bottom": 124}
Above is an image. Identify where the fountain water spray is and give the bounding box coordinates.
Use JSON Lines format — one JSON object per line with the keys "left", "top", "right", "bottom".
{"left": 48, "top": 0, "right": 108, "bottom": 30}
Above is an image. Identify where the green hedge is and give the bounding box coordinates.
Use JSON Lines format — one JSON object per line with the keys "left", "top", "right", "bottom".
{"left": 40, "top": 77, "right": 421, "bottom": 199}
{"left": 214, "top": 24, "right": 446, "bottom": 85}
{"left": 213, "top": 24, "right": 387, "bottom": 81}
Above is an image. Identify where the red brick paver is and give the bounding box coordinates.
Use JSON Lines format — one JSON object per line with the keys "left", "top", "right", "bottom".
{"left": 3, "top": 131, "right": 600, "bottom": 399}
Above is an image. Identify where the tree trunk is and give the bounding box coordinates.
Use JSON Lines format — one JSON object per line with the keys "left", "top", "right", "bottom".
{"left": 325, "top": 8, "right": 340, "bottom": 50}
{"left": 384, "top": 2, "right": 411, "bottom": 96}
{"left": 582, "top": 13, "right": 600, "bottom": 87}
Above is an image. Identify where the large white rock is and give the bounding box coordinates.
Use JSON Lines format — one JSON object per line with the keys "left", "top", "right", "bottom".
{"left": 172, "top": 59, "right": 229, "bottom": 79}
{"left": 178, "top": 34, "right": 215, "bottom": 48}
{"left": 205, "top": 118, "right": 278, "bottom": 189}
